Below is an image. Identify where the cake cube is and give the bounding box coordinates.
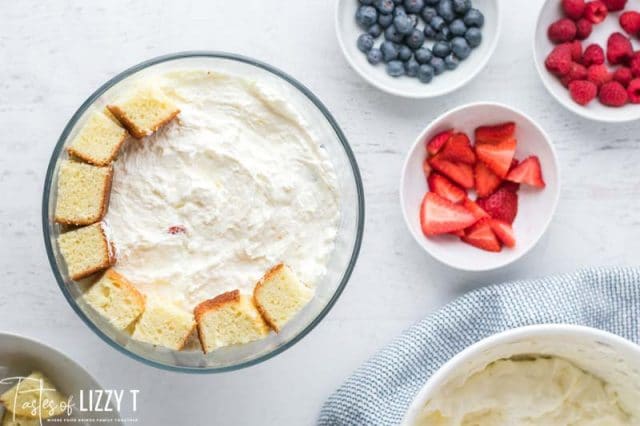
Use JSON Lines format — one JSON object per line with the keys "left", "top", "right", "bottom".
{"left": 107, "top": 88, "right": 179, "bottom": 139}
{"left": 54, "top": 160, "right": 112, "bottom": 225}
{"left": 132, "top": 303, "right": 195, "bottom": 351}
{"left": 66, "top": 110, "right": 128, "bottom": 166}
{"left": 57, "top": 222, "right": 114, "bottom": 280}
{"left": 0, "top": 371, "right": 67, "bottom": 420}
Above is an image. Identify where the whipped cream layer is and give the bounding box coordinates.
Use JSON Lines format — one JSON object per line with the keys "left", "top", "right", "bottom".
{"left": 417, "top": 357, "right": 637, "bottom": 426}
{"left": 104, "top": 69, "right": 340, "bottom": 311}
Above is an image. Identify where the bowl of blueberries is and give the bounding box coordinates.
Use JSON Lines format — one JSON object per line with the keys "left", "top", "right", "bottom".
{"left": 336, "top": 0, "right": 500, "bottom": 98}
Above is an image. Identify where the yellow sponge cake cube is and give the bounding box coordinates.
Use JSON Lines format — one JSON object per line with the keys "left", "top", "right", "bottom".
{"left": 253, "top": 264, "right": 314, "bottom": 332}
{"left": 132, "top": 303, "right": 195, "bottom": 351}
{"left": 0, "top": 371, "right": 67, "bottom": 420}
{"left": 67, "top": 110, "right": 128, "bottom": 166}
{"left": 83, "top": 269, "right": 145, "bottom": 330}
{"left": 57, "top": 223, "right": 114, "bottom": 280}
{"left": 195, "top": 290, "right": 269, "bottom": 353}
{"left": 54, "top": 160, "right": 112, "bottom": 225}
{"left": 107, "top": 88, "right": 179, "bottom": 139}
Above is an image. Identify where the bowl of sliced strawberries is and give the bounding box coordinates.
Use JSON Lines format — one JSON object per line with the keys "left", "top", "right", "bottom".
{"left": 400, "top": 102, "right": 560, "bottom": 271}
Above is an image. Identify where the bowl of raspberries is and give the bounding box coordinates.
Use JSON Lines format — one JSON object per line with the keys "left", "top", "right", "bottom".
{"left": 535, "top": 0, "right": 640, "bottom": 121}
{"left": 336, "top": 0, "right": 500, "bottom": 98}
{"left": 400, "top": 103, "right": 560, "bottom": 271}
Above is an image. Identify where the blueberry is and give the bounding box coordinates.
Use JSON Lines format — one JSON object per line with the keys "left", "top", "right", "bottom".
{"left": 398, "top": 45, "right": 412, "bottom": 61}
{"left": 378, "top": 13, "right": 394, "bottom": 28}
{"left": 465, "top": 27, "right": 482, "bottom": 47}
{"left": 437, "top": 0, "right": 455, "bottom": 22}
{"left": 356, "top": 6, "right": 378, "bottom": 28}
{"left": 393, "top": 14, "right": 413, "bottom": 35}
{"left": 357, "top": 34, "right": 375, "bottom": 52}
{"left": 444, "top": 54, "right": 459, "bottom": 70}
{"left": 360, "top": 0, "right": 375, "bottom": 4}
{"left": 430, "top": 57, "right": 446, "bottom": 74}
{"left": 451, "top": 36, "right": 471, "bottom": 59}
{"left": 435, "top": 27, "right": 451, "bottom": 40}
{"left": 368, "top": 24, "right": 383, "bottom": 37}
{"left": 432, "top": 41, "right": 451, "bottom": 57}
{"left": 430, "top": 15, "right": 445, "bottom": 31}
{"left": 415, "top": 47, "right": 433, "bottom": 63}
{"left": 452, "top": 0, "right": 471, "bottom": 14}
{"left": 464, "top": 8, "right": 484, "bottom": 27}
{"left": 405, "top": 57, "right": 420, "bottom": 76}
{"left": 417, "top": 64, "right": 434, "bottom": 83}
{"left": 374, "top": 0, "right": 395, "bottom": 15}
{"left": 449, "top": 19, "right": 466, "bottom": 36}
{"left": 393, "top": 5, "right": 407, "bottom": 15}
{"left": 423, "top": 24, "right": 436, "bottom": 39}
{"left": 384, "top": 25, "right": 405, "bottom": 42}
{"left": 380, "top": 41, "right": 399, "bottom": 61}
{"left": 425, "top": 0, "right": 439, "bottom": 4}
{"left": 367, "top": 48, "right": 384, "bottom": 64}
{"left": 404, "top": 0, "right": 425, "bottom": 14}
{"left": 406, "top": 28, "right": 425, "bottom": 50}
{"left": 393, "top": 0, "right": 403, "bottom": 3}
{"left": 386, "top": 60, "right": 405, "bottom": 76}
{"left": 421, "top": 6, "right": 437, "bottom": 22}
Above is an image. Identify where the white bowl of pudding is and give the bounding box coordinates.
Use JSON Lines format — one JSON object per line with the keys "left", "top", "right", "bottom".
{"left": 403, "top": 324, "right": 640, "bottom": 425}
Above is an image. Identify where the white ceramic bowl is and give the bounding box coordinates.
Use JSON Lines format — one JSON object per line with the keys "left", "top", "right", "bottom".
{"left": 0, "top": 333, "right": 121, "bottom": 424}
{"left": 534, "top": 0, "right": 640, "bottom": 122}
{"left": 402, "top": 324, "right": 640, "bottom": 425}
{"left": 336, "top": 0, "right": 501, "bottom": 98}
{"left": 400, "top": 102, "right": 560, "bottom": 271}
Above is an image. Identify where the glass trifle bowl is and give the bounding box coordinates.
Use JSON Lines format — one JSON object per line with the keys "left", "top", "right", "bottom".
{"left": 42, "top": 52, "right": 364, "bottom": 372}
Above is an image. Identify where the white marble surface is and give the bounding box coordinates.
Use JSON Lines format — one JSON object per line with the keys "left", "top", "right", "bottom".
{"left": 1, "top": 0, "right": 639, "bottom": 424}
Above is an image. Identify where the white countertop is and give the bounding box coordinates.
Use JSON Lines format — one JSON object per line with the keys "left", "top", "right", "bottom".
{"left": 2, "top": 0, "right": 640, "bottom": 424}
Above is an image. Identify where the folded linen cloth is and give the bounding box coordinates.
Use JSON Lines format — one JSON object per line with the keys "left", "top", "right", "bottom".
{"left": 318, "top": 267, "right": 640, "bottom": 425}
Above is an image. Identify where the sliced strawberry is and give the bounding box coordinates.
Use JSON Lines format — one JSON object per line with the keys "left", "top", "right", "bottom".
{"left": 462, "top": 218, "right": 502, "bottom": 252}
{"left": 423, "top": 158, "right": 431, "bottom": 178}
{"left": 450, "top": 229, "right": 465, "bottom": 237}
{"left": 489, "top": 219, "right": 516, "bottom": 248}
{"left": 506, "top": 156, "right": 546, "bottom": 189}
{"left": 428, "top": 173, "right": 467, "bottom": 204}
{"left": 475, "top": 137, "right": 517, "bottom": 178}
{"left": 426, "top": 130, "right": 454, "bottom": 156}
{"left": 463, "top": 198, "right": 489, "bottom": 221}
{"left": 476, "top": 187, "right": 519, "bottom": 224}
{"left": 428, "top": 156, "right": 474, "bottom": 189}
{"left": 439, "top": 133, "right": 476, "bottom": 165}
{"left": 420, "top": 192, "right": 477, "bottom": 236}
{"left": 474, "top": 161, "right": 502, "bottom": 198}
{"left": 474, "top": 122, "right": 516, "bottom": 144}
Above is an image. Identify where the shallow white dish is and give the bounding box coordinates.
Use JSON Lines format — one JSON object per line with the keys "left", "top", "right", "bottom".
{"left": 402, "top": 324, "right": 640, "bottom": 425}
{"left": 0, "top": 333, "right": 121, "bottom": 424}
{"left": 534, "top": 0, "right": 640, "bottom": 122}
{"left": 400, "top": 102, "right": 560, "bottom": 271}
{"left": 335, "top": 0, "right": 501, "bottom": 98}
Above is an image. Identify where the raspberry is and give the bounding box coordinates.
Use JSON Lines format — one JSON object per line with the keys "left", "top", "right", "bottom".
{"left": 582, "top": 44, "right": 605, "bottom": 66}
{"left": 562, "top": 0, "right": 586, "bottom": 20}
{"left": 599, "top": 81, "right": 628, "bottom": 106}
{"left": 602, "top": 0, "right": 627, "bottom": 11}
{"left": 545, "top": 44, "right": 573, "bottom": 76}
{"left": 631, "top": 52, "right": 640, "bottom": 77}
{"left": 607, "top": 32, "right": 633, "bottom": 65}
{"left": 587, "top": 64, "right": 613, "bottom": 87}
{"left": 627, "top": 79, "right": 640, "bottom": 103}
{"left": 620, "top": 12, "right": 640, "bottom": 37}
{"left": 613, "top": 67, "right": 633, "bottom": 87}
{"left": 584, "top": 1, "right": 608, "bottom": 23}
{"left": 569, "top": 80, "right": 598, "bottom": 105}
{"left": 576, "top": 19, "right": 593, "bottom": 39}
{"left": 548, "top": 19, "right": 577, "bottom": 43}
{"left": 561, "top": 62, "right": 588, "bottom": 86}
{"left": 569, "top": 40, "right": 583, "bottom": 62}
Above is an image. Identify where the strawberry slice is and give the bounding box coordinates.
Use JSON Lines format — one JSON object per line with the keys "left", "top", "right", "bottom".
{"left": 428, "top": 156, "right": 474, "bottom": 189}
{"left": 474, "top": 161, "right": 502, "bottom": 198}
{"left": 428, "top": 173, "right": 467, "bottom": 204}
{"left": 488, "top": 219, "right": 516, "bottom": 248}
{"left": 439, "top": 133, "right": 476, "bottom": 165}
{"left": 423, "top": 158, "right": 431, "bottom": 178}
{"left": 475, "top": 137, "right": 517, "bottom": 178}
{"left": 474, "top": 122, "right": 516, "bottom": 144}
{"left": 477, "top": 187, "right": 519, "bottom": 224}
{"left": 450, "top": 229, "right": 465, "bottom": 237}
{"left": 426, "top": 130, "right": 454, "bottom": 156}
{"left": 463, "top": 198, "right": 489, "bottom": 221}
{"left": 420, "top": 192, "right": 477, "bottom": 236}
{"left": 462, "top": 218, "right": 502, "bottom": 252}
{"left": 506, "top": 156, "right": 545, "bottom": 188}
